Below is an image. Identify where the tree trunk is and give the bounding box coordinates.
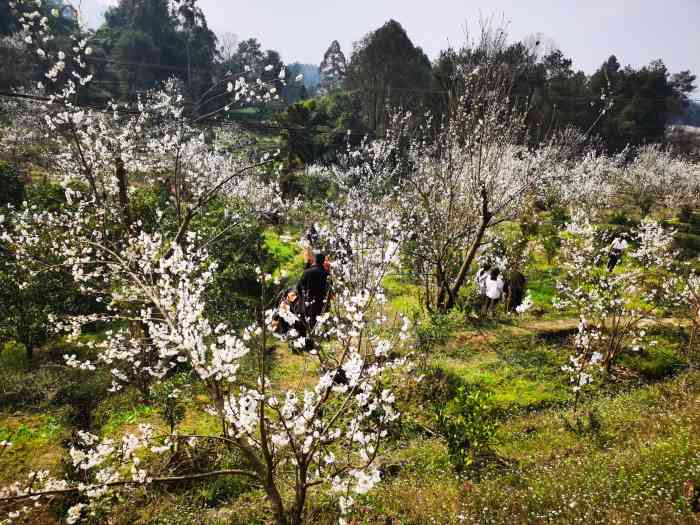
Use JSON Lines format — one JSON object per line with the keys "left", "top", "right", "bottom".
{"left": 290, "top": 464, "right": 309, "bottom": 525}
{"left": 441, "top": 187, "right": 492, "bottom": 311}
{"left": 266, "top": 483, "right": 289, "bottom": 525}
{"left": 116, "top": 158, "right": 132, "bottom": 230}
{"left": 439, "top": 217, "right": 490, "bottom": 311}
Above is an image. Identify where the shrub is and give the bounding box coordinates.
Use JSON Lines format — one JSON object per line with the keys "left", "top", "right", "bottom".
{"left": 151, "top": 374, "right": 191, "bottom": 434}
{"left": 619, "top": 345, "right": 686, "bottom": 381}
{"left": 416, "top": 365, "right": 465, "bottom": 407}
{"left": 550, "top": 206, "right": 570, "bottom": 228}
{"left": 435, "top": 386, "right": 498, "bottom": 473}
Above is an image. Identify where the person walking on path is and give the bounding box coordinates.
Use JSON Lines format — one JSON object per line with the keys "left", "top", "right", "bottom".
{"left": 607, "top": 235, "right": 628, "bottom": 272}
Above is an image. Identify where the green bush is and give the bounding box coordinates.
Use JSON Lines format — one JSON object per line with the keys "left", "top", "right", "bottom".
{"left": 435, "top": 386, "right": 498, "bottom": 473}
{"left": 540, "top": 222, "right": 561, "bottom": 263}
{"left": 413, "top": 310, "right": 462, "bottom": 367}
{"left": 609, "top": 210, "right": 636, "bottom": 227}
{"left": 151, "top": 374, "right": 191, "bottom": 434}
{"left": 550, "top": 206, "right": 570, "bottom": 227}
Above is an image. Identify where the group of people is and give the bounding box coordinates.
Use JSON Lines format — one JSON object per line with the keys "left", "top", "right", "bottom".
{"left": 475, "top": 264, "right": 527, "bottom": 315}
{"left": 474, "top": 233, "right": 629, "bottom": 315}
{"left": 271, "top": 224, "right": 332, "bottom": 352}
{"left": 271, "top": 223, "right": 630, "bottom": 339}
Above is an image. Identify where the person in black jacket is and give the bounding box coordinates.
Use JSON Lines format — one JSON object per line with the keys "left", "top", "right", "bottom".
{"left": 506, "top": 270, "right": 527, "bottom": 312}
{"left": 297, "top": 252, "right": 330, "bottom": 333}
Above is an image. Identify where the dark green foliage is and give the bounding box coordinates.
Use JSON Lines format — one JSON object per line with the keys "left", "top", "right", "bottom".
{"left": 276, "top": 91, "right": 367, "bottom": 170}
{"left": 53, "top": 370, "right": 111, "bottom": 427}
{"left": 191, "top": 200, "right": 279, "bottom": 329}
{"left": 0, "top": 161, "right": 24, "bottom": 207}
{"left": 589, "top": 57, "right": 692, "bottom": 151}
{"left": 416, "top": 365, "right": 465, "bottom": 407}
{"left": 94, "top": 0, "right": 218, "bottom": 102}
{"left": 0, "top": 340, "right": 109, "bottom": 426}
{"left": 609, "top": 210, "right": 636, "bottom": 227}
{"left": 413, "top": 312, "right": 462, "bottom": 369}
{"left": 550, "top": 206, "right": 571, "bottom": 228}
{"left": 619, "top": 343, "right": 686, "bottom": 381}
{"left": 540, "top": 222, "right": 561, "bottom": 264}
{"left": 346, "top": 19, "right": 432, "bottom": 132}
{"left": 112, "top": 29, "right": 160, "bottom": 96}
{"left": 0, "top": 182, "right": 99, "bottom": 360}
{"left": 431, "top": 40, "right": 694, "bottom": 151}
{"left": 674, "top": 232, "right": 700, "bottom": 260}
{"left": 1, "top": 2, "right": 84, "bottom": 91}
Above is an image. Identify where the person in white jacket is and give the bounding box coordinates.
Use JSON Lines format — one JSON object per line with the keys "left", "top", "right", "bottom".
{"left": 475, "top": 263, "right": 491, "bottom": 296}
{"left": 607, "top": 236, "right": 628, "bottom": 271}
{"left": 483, "top": 268, "right": 505, "bottom": 315}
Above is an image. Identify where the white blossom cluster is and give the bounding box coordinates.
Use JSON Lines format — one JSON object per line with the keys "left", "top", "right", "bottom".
{"left": 562, "top": 317, "right": 604, "bottom": 394}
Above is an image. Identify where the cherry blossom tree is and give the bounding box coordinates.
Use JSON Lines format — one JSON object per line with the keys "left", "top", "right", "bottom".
{"left": 0, "top": 196, "right": 412, "bottom": 525}
{"left": 389, "top": 71, "right": 578, "bottom": 311}
{"left": 554, "top": 214, "right": 676, "bottom": 373}
{"left": 614, "top": 144, "right": 700, "bottom": 217}
{"left": 0, "top": 3, "right": 411, "bottom": 524}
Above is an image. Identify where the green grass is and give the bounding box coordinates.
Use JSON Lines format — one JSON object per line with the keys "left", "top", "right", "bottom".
{"left": 0, "top": 411, "right": 70, "bottom": 483}
{"left": 354, "top": 372, "right": 700, "bottom": 525}
{"left": 382, "top": 273, "right": 421, "bottom": 315}
{"left": 0, "top": 414, "right": 63, "bottom": 445}
{"left": 263, "top": 229, "right": 305, "bottom": 280}
{"left": 99, "top": 403, "right": 157, "bottom": 436}
{"left": 527, "top": 266, "right": 560, "bottom": 310}
{"left": 1, "top": 239, "right": 697, "bottom": 525}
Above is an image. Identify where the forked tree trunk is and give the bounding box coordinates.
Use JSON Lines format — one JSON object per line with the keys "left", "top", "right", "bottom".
{"left": 436, "top": 187, "right": 492, "bottom": 311}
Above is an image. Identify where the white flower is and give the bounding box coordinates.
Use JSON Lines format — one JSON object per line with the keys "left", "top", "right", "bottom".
{"left": 66, "top": 503, "right": 85, "bottom": 524}
{"left": 295, "top": 74, "right": 304, "bottom": 82}
{"left": 264, "top": 64, "right": 274, "bottom": 72}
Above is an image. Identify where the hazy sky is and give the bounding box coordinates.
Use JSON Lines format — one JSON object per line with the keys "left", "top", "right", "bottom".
{"left": 85, "top": 0, "right": 699, "bottom": 90}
